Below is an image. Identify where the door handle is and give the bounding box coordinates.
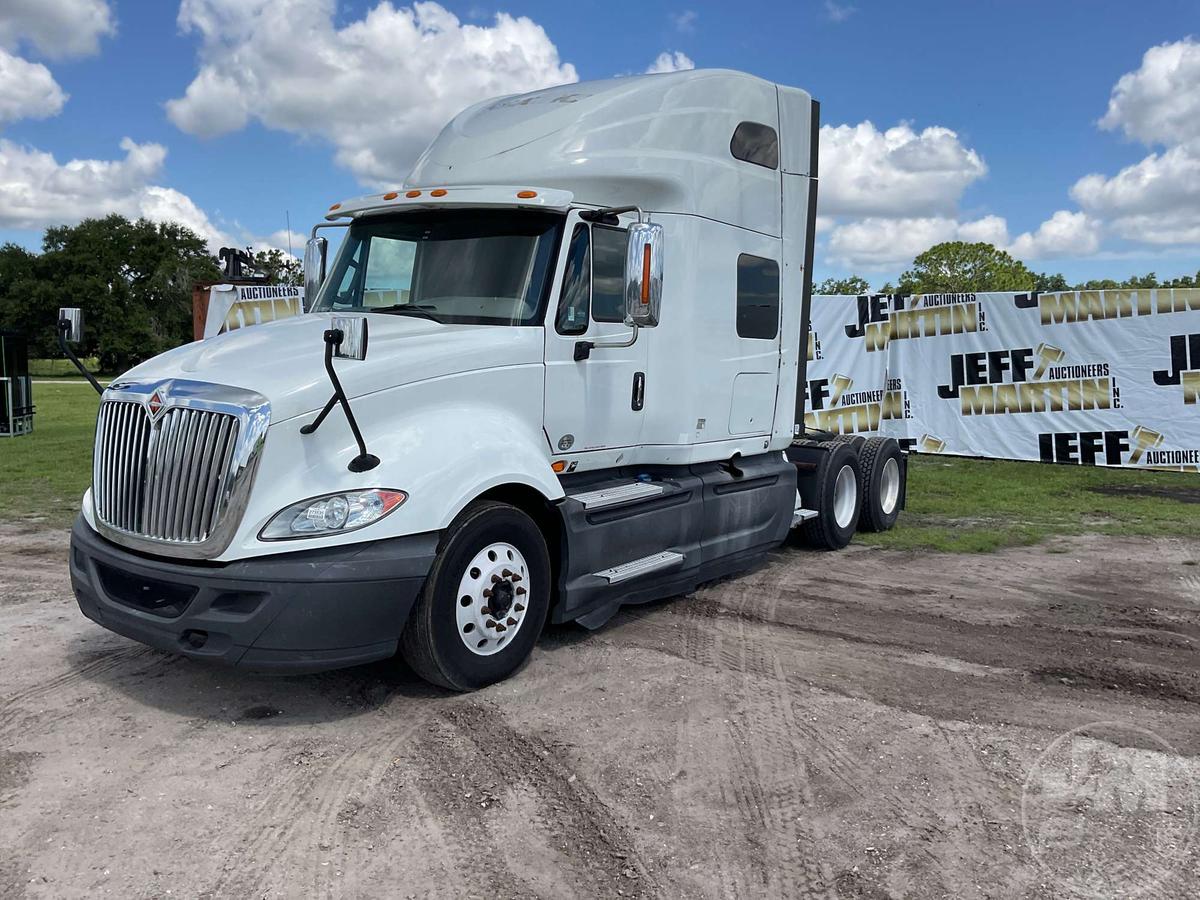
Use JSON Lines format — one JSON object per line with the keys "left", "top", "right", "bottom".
{"left": 631, "top": 371, "right": 645, "bottom": 411}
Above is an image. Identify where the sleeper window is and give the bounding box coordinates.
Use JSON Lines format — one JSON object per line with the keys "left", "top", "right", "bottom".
{"left": 736, "top": 254, "right": 780, "bottom": 339}
{"left": 730, "top": 121, "right": 779, "bottom": 170}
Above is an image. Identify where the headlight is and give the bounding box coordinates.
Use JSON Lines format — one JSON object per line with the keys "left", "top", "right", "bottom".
{"left": 260, "top": 489, "right": 407, "bottom": 540}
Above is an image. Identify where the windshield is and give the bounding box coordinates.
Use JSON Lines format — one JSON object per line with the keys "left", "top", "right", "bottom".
{"left": 313, "top": 209, "right": 563, "bottom": 325}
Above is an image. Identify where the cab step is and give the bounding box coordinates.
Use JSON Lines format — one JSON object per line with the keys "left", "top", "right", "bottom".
{"left": 593, "top": 550, "right": 684, "bottom": 584}
{"left": 568, "top": 481, "right": 664, "bottom": 510}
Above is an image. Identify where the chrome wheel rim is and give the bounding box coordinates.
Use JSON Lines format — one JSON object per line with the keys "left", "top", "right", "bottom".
{"left": 879, "top": 457, "right": 900, "bottom": 515}
{"left": 455, "top": 541, "right": 530, "bottom": 657}
{"left": 833, "top": 464, "right": 857, "bottom": 530}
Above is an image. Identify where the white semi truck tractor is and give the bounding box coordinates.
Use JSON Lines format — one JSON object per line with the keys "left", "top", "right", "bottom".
{"left": 65, "top": 70, "right": 906, "bottom": 690}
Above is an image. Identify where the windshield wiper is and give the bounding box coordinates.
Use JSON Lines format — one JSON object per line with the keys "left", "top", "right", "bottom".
{"left": 369, "top": 305, "right": 443, "bottom": 323}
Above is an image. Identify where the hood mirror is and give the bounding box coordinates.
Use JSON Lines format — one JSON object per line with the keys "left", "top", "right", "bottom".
{"left": 300, "top": 315, "right": 379, "bottom": 472}
{"left": 331, "top": 315, "right": 368, "bottom": 361}
{"left": 55, "top": 307, "right": 102, "bottom": 394}
{"left": 58, "top": 307, "right": 83, "bottom": 344}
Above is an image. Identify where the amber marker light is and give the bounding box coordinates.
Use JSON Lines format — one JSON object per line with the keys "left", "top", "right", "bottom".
{"left": 329, "top": 202, "right": 342, "bottom": 211}
{"left": 551, "top": 460, "right": 567, "bottom": 473}
{"left": 431, "top": 188, "right": 448, "bottom": 197}
{"left": 405, "top": 189, "right": 422, "bottom": 198}
{"left": 517, "top": 190, "right": 538, "bottom": 199}
{"left": 641, "top": 243, "right": 652, "bottom": 304}
{"left": 383, "top": 191, "right": 398, "bottom": 200}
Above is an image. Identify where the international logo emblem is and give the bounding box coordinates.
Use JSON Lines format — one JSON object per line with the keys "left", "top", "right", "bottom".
{"left": 146, "top": 390, "right": 166, "bottom": 420}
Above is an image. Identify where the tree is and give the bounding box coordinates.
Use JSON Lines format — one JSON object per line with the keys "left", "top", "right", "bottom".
{"left": 252, "top": 247, "right": 302, "bottom": 285}
{"left": 815, "top": 275, "right": 871, "bottom": 295}
{"left": 1034, "top": 271, "right": 1069, "bottom": 292}
{"left": 897, "top": 242, "right": 1038, "bottom": 294}
{"left": 0, "top": 215, "right": 220, "bottom": 372}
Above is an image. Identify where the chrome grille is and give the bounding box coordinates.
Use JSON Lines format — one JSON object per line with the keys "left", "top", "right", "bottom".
{"left": 94, "top": 400, "right": 241, "bottom": 544}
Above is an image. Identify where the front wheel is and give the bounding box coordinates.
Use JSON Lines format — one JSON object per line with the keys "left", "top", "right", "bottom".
{"left": 400, "top": 501, "right": 551, "bottom": 691}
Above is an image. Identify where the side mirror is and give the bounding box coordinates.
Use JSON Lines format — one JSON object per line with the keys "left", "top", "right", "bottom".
{"left": 625, "top": 222, "right": 663, "bottom": 327}
{"left": 58, "top": 308, "right": 83, "bottom": 343}
{"left": 331, "top": 316, "right": 368, "bottom": 361}
{"left": 303, "top": 236, "right": 328, "bottom": 311}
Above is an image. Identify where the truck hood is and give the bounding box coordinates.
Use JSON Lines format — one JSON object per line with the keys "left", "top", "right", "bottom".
{"left": 117, "top": 313, "right": 545, "bottom": 423}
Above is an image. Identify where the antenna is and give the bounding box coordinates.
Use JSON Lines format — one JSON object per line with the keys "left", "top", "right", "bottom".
{"left": 285, "top": 210, "right": 293, "bottom": 257}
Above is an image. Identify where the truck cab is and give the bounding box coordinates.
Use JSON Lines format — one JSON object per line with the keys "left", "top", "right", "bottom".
{"left": 68, "top": 70, "right": 904, "bottom": 689}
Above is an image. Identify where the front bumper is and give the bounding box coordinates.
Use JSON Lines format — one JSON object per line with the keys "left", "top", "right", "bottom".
{"left": 69, "top": 516, "right": 438, "bottom": 673}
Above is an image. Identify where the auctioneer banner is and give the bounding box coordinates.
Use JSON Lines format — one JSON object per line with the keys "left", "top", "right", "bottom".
{"left": 806, "top": 289, "right": 1200, "bottom": 470}
{"left": 201, "top": 283, "right": 303, "bottom": 339}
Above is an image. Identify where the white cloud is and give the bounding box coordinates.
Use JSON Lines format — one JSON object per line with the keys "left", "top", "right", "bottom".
{"left": 670, "top": 10, "right": 697, "bottom": 33}
{"left": 0, "top": 137, "right": 231, "bottom": 247}
{"left": 0, "top": 0, "right": 114, "bottom": 59}
{"left": 824, "top": 0, "right": 856, "bottom": 23}
{"left": 825, "top": 208, "right": 1105, "bottom": 268}
{"left": 645, "top": 51, "right": 694, "bottom": 74}
{"left": 1061, "top": 39, "right": 1200, "bottom": 248}
{"left": 1099, "top": 38, "right": 1200, "bottom": 148}
{"left": 818, "top": 121, "right": 986, "bottom": 218}
{"left": 167, "top": 0, "right": 578, "bottom": 186}
{"left": 1008, "top": 210, "right": 1101, "bottom": 259}
{"left": 0, "top": 47, "right": 66, "bottom": 124}
{"left": 1070, "top": 141, "right": 1200, "bottom": 246}
{"left": 826, "top": 216, "right": 993, "bottom": 268}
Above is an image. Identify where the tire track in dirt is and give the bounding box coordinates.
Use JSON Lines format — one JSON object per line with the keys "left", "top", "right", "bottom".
{"left": 0, "top": 644, "right": 156, "bottom": 733}
{"left": 665, "top": 587, "right": 837, "bottom": 900}
{"left": 207, "top": 714, "right": 433, "bottom": 898}
{"left": 670, "top": 613, "right": 768, "bottom": 899}
{"left": 430, "top": 700, "right": 659, "bottom": 898}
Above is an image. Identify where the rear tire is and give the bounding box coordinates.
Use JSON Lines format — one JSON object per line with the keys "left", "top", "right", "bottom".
{"left": 401, "top": 501, "right": 551, "bottom": 691}
{"left": 800, "top": 442, "right": 862, "bottom": 550}
{"left": 858, "top": 437, "right": 903, "bottom": 533}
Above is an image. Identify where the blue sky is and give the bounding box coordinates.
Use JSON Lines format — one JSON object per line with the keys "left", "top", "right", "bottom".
{"left": 1, "top": 0, "right": 1198, "bottom": 286}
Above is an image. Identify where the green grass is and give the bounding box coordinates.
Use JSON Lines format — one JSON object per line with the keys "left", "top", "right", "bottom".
{"left": 860, "top": 454, "right": 1200, "bottom": 553}
{"left": 3, "top": 386, "right": 1198, "bottom": 550}
{"left": 28, "top": 357, "right": 102, "bottom": 378}
{"left": 1, "top": 383, "right": 99, "bottom": 527}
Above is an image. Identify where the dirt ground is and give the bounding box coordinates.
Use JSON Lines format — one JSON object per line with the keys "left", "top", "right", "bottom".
{"left": 3, "top": 523, "right": 1200, "bottom": 899}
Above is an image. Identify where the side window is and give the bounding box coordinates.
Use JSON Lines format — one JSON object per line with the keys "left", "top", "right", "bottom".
{"left": 730, "top": 121, "right": 779, "bottom": 170}
{"left": 555, "top": 224, "right": 591, "bottom": 334}
{"left": 736, "top": 254, "right": 780, "bottom": 339}
{"left": 591, "top": 225, "right": 628, "bottom": 322}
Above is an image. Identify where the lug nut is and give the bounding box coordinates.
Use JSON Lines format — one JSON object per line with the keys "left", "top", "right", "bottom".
{"left": 515, "top": 587, "right": 526, "bottom": 596}
{"left": 485, "top": 620, "right": 496, "bottom": 629}
{"left": 495, "top": 623, "right": 507, "bottom": 633}
{"left": 502, "top": 569, "right": 513, "bottom": 578}
{"left": 506, "top": 617, "right": 517, "bottom": 626}
{"left": 491, "top": 574, "right": 502, "bottom": 584}
{"left": 511, "top": 574, "right": 522, "bottom": 582}
{"left": 482, "top": 588, "right": 492, "bottom": 598}
{"left": 514, "top": 603, "right": 525, "bottom": 612}
{"left": 480, "top": 606, "right": 492, "bottom": 615}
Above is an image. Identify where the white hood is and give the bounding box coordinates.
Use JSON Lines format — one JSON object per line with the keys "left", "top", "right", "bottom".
{"left": 117, "top": 313, "right": 545, "bottom": 423}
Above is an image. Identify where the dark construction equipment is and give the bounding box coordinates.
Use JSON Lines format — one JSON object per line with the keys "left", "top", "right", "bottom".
{"left": 0, "top": 329, "right": 34, "bottom": 437}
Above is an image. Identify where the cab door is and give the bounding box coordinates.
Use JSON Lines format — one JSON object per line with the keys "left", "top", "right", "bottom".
{"left": 543, "top": 213, "right": 649, "bottom": 456}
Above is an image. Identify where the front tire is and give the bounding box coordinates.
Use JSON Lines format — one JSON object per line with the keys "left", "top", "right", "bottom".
{"left": 401, "top": 501, "right": 551, "bottom": 691}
